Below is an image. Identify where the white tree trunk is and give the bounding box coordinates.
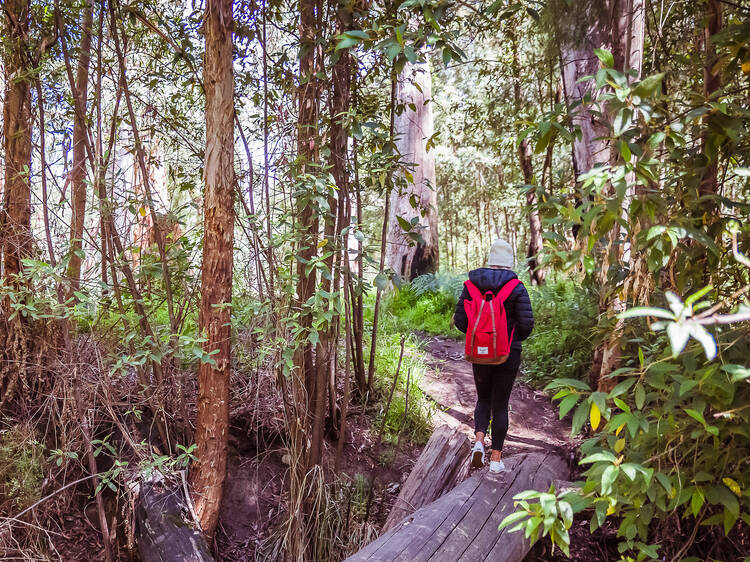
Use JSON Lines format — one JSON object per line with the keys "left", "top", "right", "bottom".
{"left": 387, "top": 60, "right": 439, "bottom": 280}
{"left": 559, "top": 0, "right": 644, "bottom": 176}
{"left": 558, "top": 0, "right": 645, "bottom": 390}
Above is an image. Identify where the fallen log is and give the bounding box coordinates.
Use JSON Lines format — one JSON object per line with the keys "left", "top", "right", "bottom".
{"left": 135, "top": 476, "right": 214, "bottom": 562}
{"left": 383, "top": 424, "right": 470, "bottom": 532}
{"left": 347, "top": 452, "right": 569, "bottom": 562}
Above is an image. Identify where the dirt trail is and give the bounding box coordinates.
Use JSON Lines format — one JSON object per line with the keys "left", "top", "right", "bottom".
{"left": 418, "top": 335, "right": 574, "bottom": 459}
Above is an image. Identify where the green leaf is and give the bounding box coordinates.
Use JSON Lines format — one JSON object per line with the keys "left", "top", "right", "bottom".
{"left": 684, "top": 285, "right": 713, "bottom": 306}
{"left": 498, "top": 510, "right": 530, "bottom": 531}
{"left": 335, "top": 35, "right": 360, "bottom": 51}
{"left": 634, "top": 383, "right": 645, "bottom": 410}
{"left": 558, "top": 393, "right": 580, "bottom": 418}
{"left": 632, "top": 73, "right": 664, "bottom": 98}
{"left": 571, "top": 403, "right": 588, "bottom": 435}
{"left": 396, "top": 215, "right": 413, "bottom": 232}
{"left": 691, "top": 488, "right": 705, "bottom": 516}
{"left": 580, "top": 452, "right": 617, "bottom": 464}
{"left": 593, "top": 48, "right": 614, "bottom": 68}
{"left": 722, "top": 364, "right": 750, "bottom": 383}
{"left": 374, "top": 272, "right": 388, "bottom": 291}
{"left": 684, "top": 408, "right": 706, "bottom": 425}
{"left": 601, "top": 465, "right": 618, "bottom": 495}
{"left": 618, "top": 306, "right": 674, "bottom": 320}
{"left": 545, "top": 378, "right": 591, "bottom": 391}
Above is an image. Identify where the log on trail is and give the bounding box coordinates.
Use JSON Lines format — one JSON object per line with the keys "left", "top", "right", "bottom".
{"left": 136, "top": 477, "right": 214, "bottom": 562}
{"left": 383, "top": 424, "right": 470, "bottom": 532}
{"left": 348, "top": 452, "right": 569, "bottom": 562}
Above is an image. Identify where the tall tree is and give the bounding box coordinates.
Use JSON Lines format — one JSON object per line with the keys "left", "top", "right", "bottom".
{"left": 509, "top": 23, "right": 545, "bottom": 285}
{"left": 557, "top": 0, "right": 644, "bottom": 389}
{"left": 698, "top": 0, "right": 722, "bottom": 208}
{"left": 387, "top": 60, "right": 439, "bottom": 280}
{"left": 190, "top": 0, "right": 234, "bottom": 537}
{"left": 1, "top": 0, "right": 33, "bottom": 284}
{"left": 66, "top": 0, "right": 94, "bottom": 291}
{"left": 294, "top": 0, "right": 322, "bottom": 467}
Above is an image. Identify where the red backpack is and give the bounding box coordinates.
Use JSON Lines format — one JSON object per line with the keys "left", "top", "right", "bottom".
{"left": 463, "top": 278, "right": 521, "bottom": 365}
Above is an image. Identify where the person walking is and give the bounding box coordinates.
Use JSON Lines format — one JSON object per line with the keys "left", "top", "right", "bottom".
{"left": 453, "top": 238, "right": 534, "bottom": 473}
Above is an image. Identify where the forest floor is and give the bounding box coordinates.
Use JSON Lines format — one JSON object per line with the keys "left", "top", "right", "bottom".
{"left": 48, "top": 335, "right": 612, "bottom": 561}
{"left": 214, "top": 335, "right": 617, "bottom": 561}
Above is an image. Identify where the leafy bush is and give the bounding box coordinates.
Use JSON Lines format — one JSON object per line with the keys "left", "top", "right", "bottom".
{"left": 522, "top": 277, "right": 598, "bottom": 388}
{"left": 410, "top": 272, "right": 465, "bottom": 300}
{"left": 381, "top": 273, "right": 465, "bottom": 339}
{"left": 367, "top": 330, "right": 434, "bottom": 445}
{"left": 0, "top": 425, "right": 44, "bottom": 513}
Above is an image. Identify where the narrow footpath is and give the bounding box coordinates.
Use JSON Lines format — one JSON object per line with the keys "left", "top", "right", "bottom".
{"left": 418, "top": 335, "right": 574, "bottom": 460}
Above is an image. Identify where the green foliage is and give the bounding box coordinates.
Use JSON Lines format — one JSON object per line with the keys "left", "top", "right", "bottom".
{"left": 522, "top": 277, "right": 598, "bottom": 388}
{"left": 0, "top": 425, "right": 44, "bottom": 512}
{"left": 541, "top": 328, "right": 750, "bottom": 559}
{"left": 508, "top": 40, "right": 750, "bottom": 556}
{"left": 367, "top": 329, "right": 434, "bottom": 445}
{"left": 373, "top": 272, "right": 464, "bottom": 340}
{"left": 383, "top": 283, "right": 462, "bottom": 339}
{"left": 499, "top": 483, "right": 585, "bottom": 557}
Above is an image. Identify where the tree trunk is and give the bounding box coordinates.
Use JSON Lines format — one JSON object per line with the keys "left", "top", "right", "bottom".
{"left": 190, "top": 0, "right": 234, "bottom": 538}
{"left": 67, "top": 0, "right": 94, "bottom": 291}
{"left": 315, "top": 0, "right": 354, "bottom": 464}
{"left": 294, "top": 0, "right": 321, "bottom": 465}
{"left": 367, "top": 73, "right": 396, "bottom": 390}
{"left": 1, "top": 0, "right": 33, "bottom": 284}
{"left": 519, "top": 139, "right": 545, "bottom": 284}
{"left": 382, "top": 424, "right": 470, "bottom": 532}
{"left": 699, "top": 0, "right": 722, "bottom": 207}
{"left": 510, "top": 24, "right": 545, "bottom": 285}
{"left": 557, "top": 0, "right": 644, "bottom": 390}
{"left": 387, "top": 60, "right": 439, "bottom": 281}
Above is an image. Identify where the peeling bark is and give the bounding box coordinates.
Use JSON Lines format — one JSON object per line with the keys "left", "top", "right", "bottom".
{"left": 1, "top": 0, "right": 33, "bottom": 284}
{"left": 190, "top": 0, "right": 234, "bottom": 537}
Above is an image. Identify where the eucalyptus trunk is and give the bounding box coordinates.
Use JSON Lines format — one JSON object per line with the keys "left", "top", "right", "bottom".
{"left": 387, "top": 60, "right": 439, "bottom": 281}
{"left": 294, "top": 0, "right": 321, "bottom": 462}
{"left": 190, "top": 0, "right": 234, "bottom": 537}
{"left": 67, "top": 0, "right": 94, "bottom": 291}
{"left": 510, "top": 24, "right": 545, "bottom": 284}
{"left": 699, "top": 0, "right": 722, "bottom": 207}
{"left": 1, "top": 0, "right": 33, "bottom": 284}
{"left": 557, "top": 0, "right": 644, "bottom": 390}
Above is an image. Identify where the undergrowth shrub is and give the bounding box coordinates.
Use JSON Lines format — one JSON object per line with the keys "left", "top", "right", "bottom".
{"left": 0, "top": 424, "right": 44, "bottom": 513}
{"left": 382, "top": 272, "right": 464, "bottom": 338}
{"left": 368, "top": 331, "right": 434, "bottom": 445}
{"left": 522, "top": 277, "right": 598, "bottom": 388}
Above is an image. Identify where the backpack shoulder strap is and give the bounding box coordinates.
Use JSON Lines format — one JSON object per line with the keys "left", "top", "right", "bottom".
{"left": 464, "top": 280, "right": 483, "bottom": 302}
{"left": 496, "top": 278, "right": 522, "bottom": 303}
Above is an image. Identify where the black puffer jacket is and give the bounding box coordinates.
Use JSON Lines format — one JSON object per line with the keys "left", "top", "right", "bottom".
{"left": 453, "top": 268, "right": 534, "bottom": 351}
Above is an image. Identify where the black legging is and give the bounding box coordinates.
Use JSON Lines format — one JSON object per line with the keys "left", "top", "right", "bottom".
{"left": 472, "top": 350, "right": 521, "bottom": 451}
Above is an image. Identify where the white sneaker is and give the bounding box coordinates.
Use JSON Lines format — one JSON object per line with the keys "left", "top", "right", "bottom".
{"left": 489, "top": 459, "right": 505, "bottom": 473}
{"left": 471, "top": 441, "right": 485, "bottom": 468}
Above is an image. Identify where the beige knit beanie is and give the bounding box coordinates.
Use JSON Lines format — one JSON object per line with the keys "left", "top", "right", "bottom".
{"left": 487, "top": 238, "right": 514, "bottom": 268}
